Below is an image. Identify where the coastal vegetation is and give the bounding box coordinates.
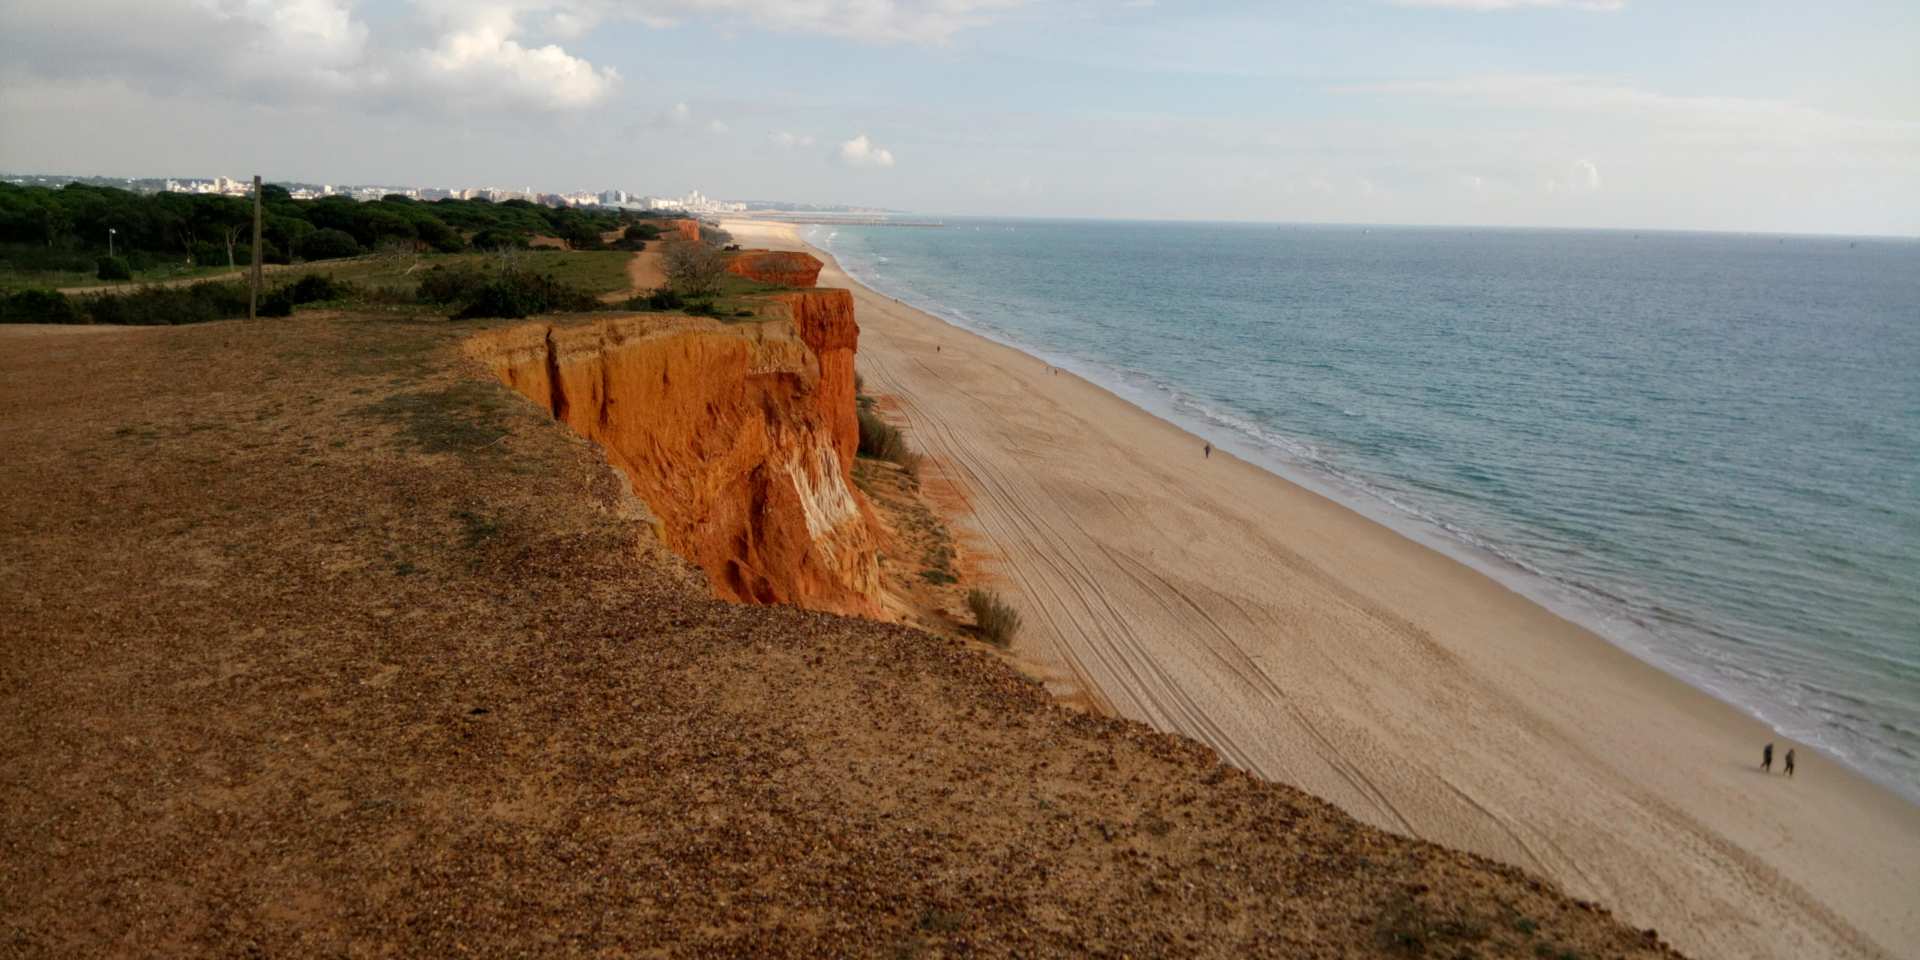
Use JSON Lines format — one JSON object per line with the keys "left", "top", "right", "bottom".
{"left": 414, "top": 260, "right": 601, "bottom": 319}
{"left": 0, "top": 181, "right": 661, "bottom": 291}
{"left": 966, "top": 587, "right": 1023, "bottom": 647}
{"left": 857, "top": 406, "right": 921, "bottom": 479}
{"left": 0, "top": 248, "right": 641, "bottom": 325}
{"left": 660, "top": 238, "right": 730, "bottom": 297}
{"left": 94, "top": 255, "right": 131, "bottom": 281}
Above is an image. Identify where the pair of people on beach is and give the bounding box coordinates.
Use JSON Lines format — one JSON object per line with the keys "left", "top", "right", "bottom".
{"left": 1761, "top": 742, "right": 1795, "bottom": 777}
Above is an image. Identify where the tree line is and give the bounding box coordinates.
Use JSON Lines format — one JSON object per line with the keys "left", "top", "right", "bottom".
{"left": 0, "top": 182, "right": 662, "bottom": 274}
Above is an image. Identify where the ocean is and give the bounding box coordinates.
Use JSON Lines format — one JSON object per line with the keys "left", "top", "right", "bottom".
{"left": 806, "top": 219, "right": 1920, "bottom": 802}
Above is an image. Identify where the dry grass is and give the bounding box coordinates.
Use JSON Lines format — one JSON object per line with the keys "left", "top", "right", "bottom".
{"left": 966, "top": 588, "right": 1023, "bottom": 647}
{"left": 858, "top": 407, "right": 921, "bottom": 478}
{"left": 0, "top": 315, "right": 1683, "bottom": 960}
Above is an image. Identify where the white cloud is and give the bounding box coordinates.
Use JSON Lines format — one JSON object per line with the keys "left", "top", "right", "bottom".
{"left": 618, "top": 0, "right": 1029, "bottom": 44}
{"left": 770, "top": 131, "right": 817, "bottom": 149}
{"left": 1, "top": 0, "right": 619, "bottom": 111}
{"left": 707, "top": 119, "right": 730, "bottom": 134}
{"left": 0, "top": 0, "right": 1025, "bottom": 123}
{"left": 417, "top": 7, "right": 618, "bottom": 110}
{"left": 1391, "top": 0, "right": 1625, "bottom": 10}
{"left": 198, "top": 0, "right": 371, "bottom": 89}
{"left": 839, "top": 134, "right": 897, "bottom": 168}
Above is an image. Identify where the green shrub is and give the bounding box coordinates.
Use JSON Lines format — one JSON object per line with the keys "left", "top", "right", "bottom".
{"left": 78, "top": 280, "right": 250, "bottom": 326}
{"left": 414, "top": 218, "right": 467, "bottom": 254}
{"left": 966, "top": 589, "right": 1022, "bottom": 647}
{"left": 286, "top": 273, "right": 349, "bottom": 303}
{"left": 301, "top": 228, "right": 361, "bottom": 261}
{"left": 122, "top": 250, "right": 165, "bottom": 271}
{"left": 470, "top": 228, "right": 530, "bottom": 251}
{"left": 191, "top": 242, "right": 232, "bottom": 268}
{"left": 857, "top": 408, "right": 918, "bottom": 468}
{"left": 410, "top": 263, "right": 591, "bottom": 318}
{"left": 259, "top": 286, "right": 296, "bottom": 317}
{"left": 560, "top": 222, "right": 605, "bottom": 251}
{"left": 416, "top": 263, "right": 492, "bottom": 305}
{"left": 95, "top": 256, "right": 132, "bottom": 281}
{"left": 448, "top": 268, "right": 599, "bottom": 320}
{"left": 1, "top": 289, "right": 84, "bottom": 324}
{"left": 620, "top": 287, "right": 687, "bottom": 311}
{"left": 0, "top": 243, "right": 93, "bottom": 273}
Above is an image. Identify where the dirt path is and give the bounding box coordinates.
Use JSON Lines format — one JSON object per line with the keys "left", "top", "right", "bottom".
{"left": 0, "top": 323, "right": 171, "bottom": 338}
{"left": 598, "top": 249, "right": 667, "bottom": 303}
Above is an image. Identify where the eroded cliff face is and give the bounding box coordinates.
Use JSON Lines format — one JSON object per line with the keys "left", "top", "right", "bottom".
{"left": 468, "top": 313, "right": 881, "bottom": 616}
{"left": 773, "top": 289, "right": 860, "bottom": 474}
{"left": 725, "top": 251, "right": 825, "bottom": 288}
{"left": 664, "top": 219, "right": 701, "bottom": 243}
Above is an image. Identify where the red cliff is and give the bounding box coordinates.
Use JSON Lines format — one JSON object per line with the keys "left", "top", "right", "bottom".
{"left": 773, "top": 289, "right": 859, "bottom": 474}
{"left": 468, "top": 313, "right": 880, "bottom": 616}
{"left": 725, "top": 251, "right": 825, "bottom": 288}
{"left": 664, "top": 219, "right": 701, "bottom": 243}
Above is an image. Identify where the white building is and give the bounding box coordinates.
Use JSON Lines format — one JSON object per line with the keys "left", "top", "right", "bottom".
{"left": 639, "top": 189, "right": 748, "bottom": 215}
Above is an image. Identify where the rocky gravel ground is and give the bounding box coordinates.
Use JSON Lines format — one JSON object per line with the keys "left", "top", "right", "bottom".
{"left": 0, "top": 315, "right": 1680, "bottom": 958}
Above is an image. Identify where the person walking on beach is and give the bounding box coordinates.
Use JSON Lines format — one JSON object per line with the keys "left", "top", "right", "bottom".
{"left": 1762, "top": 742, "right": 1774, "bottom": 772}
{"left": 1204, "top": 442, "right": 1212, "bottom": 459}
{"left": 1785, "top": 748, "right": 1796, "bottom": 777}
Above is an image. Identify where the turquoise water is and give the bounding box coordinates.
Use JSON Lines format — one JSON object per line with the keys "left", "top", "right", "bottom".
{"left": 808, "top": 220, "right": 1920, "bottom": 802}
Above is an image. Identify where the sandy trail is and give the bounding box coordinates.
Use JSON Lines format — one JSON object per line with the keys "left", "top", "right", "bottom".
{"left": 727, "top": 219, "right": 1920, "bottom": 960}
{"left": 0, "top": 323, "right": 171, "bottom": 338}
{"left": 598, "top": 249, "right": 667, "bottom": 303}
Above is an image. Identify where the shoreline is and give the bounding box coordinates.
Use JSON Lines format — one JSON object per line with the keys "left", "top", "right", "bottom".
{"left": 725, "top": 218, "right": 1920, "bottom": 960}
{"left": 816, "top": 230, "right": 1908, "bottom": 802}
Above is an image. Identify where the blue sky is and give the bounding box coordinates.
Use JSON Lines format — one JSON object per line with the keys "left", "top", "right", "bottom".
{"left": 2, "top": 0, "right": 1916, "bottom": 233}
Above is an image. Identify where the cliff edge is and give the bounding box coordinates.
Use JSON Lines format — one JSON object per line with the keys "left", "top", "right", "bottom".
{"left": 469, "top": 312, "right": 881, "bottom": 616}
{"left": 726, "top": 250, "right": 827, "bottom": 288}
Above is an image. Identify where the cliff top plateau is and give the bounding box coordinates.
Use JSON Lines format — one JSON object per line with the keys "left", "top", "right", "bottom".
{"left": 0, "top": 306, "right": 1679, "bottom": 959}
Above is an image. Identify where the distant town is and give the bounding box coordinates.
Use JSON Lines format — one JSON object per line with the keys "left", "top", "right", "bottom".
{"left": 0, "top": 172, "right": 896, "bottom": 218}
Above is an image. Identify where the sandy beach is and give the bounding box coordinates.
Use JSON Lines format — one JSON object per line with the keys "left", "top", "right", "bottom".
{"left": 726, "top": 219, "right": 1920, "bottom": 960}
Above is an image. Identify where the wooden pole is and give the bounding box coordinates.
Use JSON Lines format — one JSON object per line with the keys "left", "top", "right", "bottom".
{"left": 248, "top": 175, "right": 264, "bottom": 321}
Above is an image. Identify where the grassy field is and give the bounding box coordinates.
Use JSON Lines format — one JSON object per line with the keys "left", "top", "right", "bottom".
{"left": 4, "top": 249, "right": 636, "bottom": 298}
{"left": 19, "top": 249, "right": 808, "bottom": 326}
{"left": 1, "top": 260, "right": 241, "bottom": 293}
{"left": 703, "top": 271, "right": 795, "bottom": 321}
{"left": 275, "top": 250, "right": 636, "bottom": 298}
